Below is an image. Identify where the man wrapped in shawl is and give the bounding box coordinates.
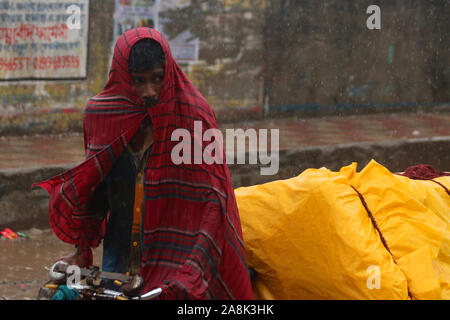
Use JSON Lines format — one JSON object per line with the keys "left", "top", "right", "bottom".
{"left": 33, "top": 28, "right": 254, "bottom": 300}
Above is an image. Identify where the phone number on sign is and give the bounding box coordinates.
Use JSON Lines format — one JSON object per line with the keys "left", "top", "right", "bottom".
{"left": 0, "top": 55, "right": 79, "bottom": 71}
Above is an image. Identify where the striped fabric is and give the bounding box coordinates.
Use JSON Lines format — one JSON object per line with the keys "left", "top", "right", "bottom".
{"left": 33, "top": 28, "right": 254, "bottom": 300}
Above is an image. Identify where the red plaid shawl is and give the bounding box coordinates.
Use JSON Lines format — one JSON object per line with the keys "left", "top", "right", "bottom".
{"left": 33, "top": 28, "right": 254, "bottom": 300}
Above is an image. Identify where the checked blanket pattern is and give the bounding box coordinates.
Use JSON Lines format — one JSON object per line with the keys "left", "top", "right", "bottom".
{"left": 33, "top": 28, "right": 254, "bottom": 300}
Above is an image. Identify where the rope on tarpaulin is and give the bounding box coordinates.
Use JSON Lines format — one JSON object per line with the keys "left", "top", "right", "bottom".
{"left": 398, "top": 164, "right": 450, "bottom": 196}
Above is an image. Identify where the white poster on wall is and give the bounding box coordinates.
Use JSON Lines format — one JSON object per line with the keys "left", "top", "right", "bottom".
{"left": 113, "top": 0, "right": 199, "bottom": 64}
{"left": 0, "top": 0, "right": 89, "bottom": 80}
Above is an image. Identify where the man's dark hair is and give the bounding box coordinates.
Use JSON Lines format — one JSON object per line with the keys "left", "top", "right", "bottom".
{"left": 128, "top": 38, "right": 165, "bottom": 73}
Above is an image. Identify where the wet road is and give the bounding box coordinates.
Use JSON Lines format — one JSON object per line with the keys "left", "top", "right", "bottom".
{"left": 0, "top": 133, "right": 85, "bottom": 170}
{"left": 0, "top": 228, "right": 102, "bottom": 300}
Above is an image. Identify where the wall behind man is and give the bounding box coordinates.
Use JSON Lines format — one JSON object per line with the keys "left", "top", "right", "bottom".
{"left": 160, "top": 0, "right": 450, "bottom": 119}
{"left": 263, "top": 0, "right": 450, "bottom": 115}
{"left": 0, "top": 0, "right": 448, "bottom": 136}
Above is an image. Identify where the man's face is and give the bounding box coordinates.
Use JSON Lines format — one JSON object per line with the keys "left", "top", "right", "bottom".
{"left": 131, "top": 66, "right": 165, "bottom": 108}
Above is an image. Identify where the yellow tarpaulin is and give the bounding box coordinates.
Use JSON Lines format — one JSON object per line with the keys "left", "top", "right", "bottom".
{"left": 235, "top": 160, "right": 450, "bottom": 300}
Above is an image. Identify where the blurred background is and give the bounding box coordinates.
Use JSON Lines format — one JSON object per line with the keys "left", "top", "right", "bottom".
{"left": 0, "top": 0, "right": 448, "bottom": 133}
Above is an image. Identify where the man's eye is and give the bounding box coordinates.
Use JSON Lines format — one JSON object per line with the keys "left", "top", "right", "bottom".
{"left": 133, "top": 78, "right": 144, "bottom": 85}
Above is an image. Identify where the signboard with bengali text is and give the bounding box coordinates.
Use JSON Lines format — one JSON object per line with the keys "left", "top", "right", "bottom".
{"left": 0, "top": 0, "right": 89, "bottom": 80}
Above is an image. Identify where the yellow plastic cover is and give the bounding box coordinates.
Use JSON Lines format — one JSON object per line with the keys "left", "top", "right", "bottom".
{"left": 235, "top": 160, "right": 450, "bottom": 300}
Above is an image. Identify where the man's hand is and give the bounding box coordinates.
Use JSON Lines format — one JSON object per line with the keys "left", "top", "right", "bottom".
{"left": 57, "top": 247, "right": 91, "bottom": 268}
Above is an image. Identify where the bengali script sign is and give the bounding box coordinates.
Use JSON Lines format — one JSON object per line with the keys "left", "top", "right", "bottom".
{"left": 0, "top": 0, "right": 89, "bottom": 80}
